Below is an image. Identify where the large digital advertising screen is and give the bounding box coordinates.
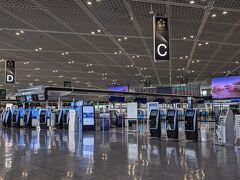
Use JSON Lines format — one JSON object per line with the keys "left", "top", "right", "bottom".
{"left": 108, "top": 85, "right": 129, "bottom": 92}
{"left": 212, "top": 76, "right": 240, "bottom": 99}
{"left": 82, "top": 106, "right": 95, "bottom": 126}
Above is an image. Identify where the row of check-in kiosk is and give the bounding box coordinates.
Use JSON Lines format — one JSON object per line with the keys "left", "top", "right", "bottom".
{"left": 149, "top": 108, "right": 198, "bottom": 141}
{"left": 0, "top": 107, "right": 94, "bottom": 131}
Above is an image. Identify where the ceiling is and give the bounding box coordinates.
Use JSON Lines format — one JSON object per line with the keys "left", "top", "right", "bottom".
{"left": 0, "top": 0, "right": 240, "bottom": 95}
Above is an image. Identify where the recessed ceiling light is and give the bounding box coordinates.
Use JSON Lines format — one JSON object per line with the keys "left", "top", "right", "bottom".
{"left": 91, "top": 31, "right": 95, "bottom": 35}
{"left": 15, "top": 32, "right": 20, "bottom": 36}
{"left": 114, "top": 52, "right": 117, "bottom": 54}
{"left": 212, "top": 14, "right": 216, "bottom": 17}
{"left": 197, "top": 60, "right": 200, "bottom": 63}
{"left": 190, "top": 1, "right": 195, "bottom": 4}
{"left": 65, "top": 52, "right": 69, "bottom": 55}
{"left": 87, "top": 1, "right": 92, "bottom": 5}
{"left": 132, "top": 56, "right": 135, "bottom": 59}
{"left": 223, "top": 11, "right": 227, "bottom": 15}
{"left": 198, "top": 43, "right": 202, "bottom": 46}
{"left": 205, "top": 42, "right": 209, "bottom": 45}
{"left": 178, "top": 68, "right": 181, "bottom": 71}
{"left": 192, "top": 60, "right": 195, "bottom": 63}
{"left": 182, "top": 68, "right": 185, "bottom": 70}
{"left": 180, "top": 56, "right": 183, "bottom": 59}
{"left": 137, "top": 55, "right": 140, "bottom": 58}
{"left": 118, "top": 38, "right": 122, "bottom": 42}
{"left": 185, "top": 56, "right": 188, "bottom": 58}
{"left": 61, "top": 53, "right": 65, "bottom": 56}
{"left": 48, "top": 81, "right": 53, "bottom": 83}
{"left": 39, "top": 48, "right": 42, "bottom": 50}
{"left": 190, "top": 35, "right": 194, "bottom": 38}
{"left": 35, "top": 49, "right": 39, "bottom": 52}
{"left": 97, "top": 29, "right": 101, "bottom": 33}
{"left": 124, "top": 37, "right": 128, "bottom": 40}
{"left": 119, "top": 51, "right": 122, "bottom": 54}
{"left": 20, "top": 30, "right": 24, "bottom": 34}
{"left": 183, "top": 37, "right": 186, "bottom": 40}
{"left": 236, "top": 61, "right": 239, "bottom": 64}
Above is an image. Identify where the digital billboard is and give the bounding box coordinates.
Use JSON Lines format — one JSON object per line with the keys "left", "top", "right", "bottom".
{"left": 108, "top": 85, "right": 129, "bottom": 92}
{"left": 212, "top": 76, "right": 240, "bottom": 99}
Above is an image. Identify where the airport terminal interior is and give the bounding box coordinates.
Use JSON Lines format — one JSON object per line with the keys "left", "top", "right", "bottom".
{"left": 1, "top": 0, "right": 240, "bottom": 179}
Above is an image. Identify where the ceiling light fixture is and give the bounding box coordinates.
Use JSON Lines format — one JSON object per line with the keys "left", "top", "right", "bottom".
{"left": 87, "top": 1, "right": 92, "bottom": 5}
{"left": 15, "top": 32, "right": 20, "bottom": 36}
{"left": 190, "top": 35, "right": 194, "bottom": 38}
{"left": 205, "top": 42, "right": 209, "bottom": 45}
{"left": 198, "top": 43, "right": 202, "bottom": 46}
{"left": 190, "top": 1, "right": 195, "bottom": 4}
{"left": 183, "top": 37, "right": 186, "bottom": 40}
{"left": 91, "top": 31, "right": 95, "bottom": 35}
{"left": 97, "top": 29, "right": 101, "bottom": 33}
{"left": 212, "top": 14, "right": 216, "bottom": 17}
{"left": 124, "top": 37, "right": 128, "bottom": 40}
{"left": 223, "top": 11, "right": 227, "bottom": 15}
{"left": 118, "top": 38, "right": 122, "bottom": 42}
{"left": 20, "top": 31, "right": 24, "bottom": 34}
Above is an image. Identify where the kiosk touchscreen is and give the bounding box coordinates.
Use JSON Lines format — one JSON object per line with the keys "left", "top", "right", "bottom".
{"left": 24, "top": 110, "right": 32, "bottom": 128}
{"left": 82, "top": 105, "right": 95, "bottom": 131}
{"left": 149, "top": 110, "right": 161, "bottom": 138}
{"left": 166, "top": 109, "right": 178, "bottom": 139}
{"left": 55, "top": 110, "right": 63, "bottom": 129}
{"left": 63, "top": 110, "right": 70, "bottom": 130}
{"left": 12, "top": 109, "right": 21, "bottom": 128}
{"left": 185, "top": 109, "right": 198, "bottom": 141}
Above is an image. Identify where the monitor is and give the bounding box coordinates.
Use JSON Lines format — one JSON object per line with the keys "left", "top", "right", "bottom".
{"left": 108, "top": 85, "right": 129, "bottom": 92}
{"left": 82, "top": 106, "right": 95, "bottom": 126}
{"left": 212, "top": 76, "right": 240, "bottom": 99}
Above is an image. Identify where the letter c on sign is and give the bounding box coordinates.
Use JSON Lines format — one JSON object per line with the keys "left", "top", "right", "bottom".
{"left": 157, "top": 44, "right": 167, "bottom": 57}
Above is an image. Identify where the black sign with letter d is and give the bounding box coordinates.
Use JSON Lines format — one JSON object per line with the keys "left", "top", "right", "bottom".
{"left": 154, "top": 16, "right": 169, "bottom": 61}
{"left": 5, "top": 60, "right": 15, "bottom": 84}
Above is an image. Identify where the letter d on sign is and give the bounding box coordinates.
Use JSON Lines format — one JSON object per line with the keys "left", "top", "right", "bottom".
{"left": 6, "top": 75, "right": 14, "bottom": 83}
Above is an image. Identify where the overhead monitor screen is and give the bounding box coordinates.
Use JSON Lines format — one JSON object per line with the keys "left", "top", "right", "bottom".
{"left": 212, "top": 76, "right": 240, "bottom": 99}
{"left": 83, "top": 106, "right": 95, "bottom": 126}
{"left": 108, "top": 85, "right": 129, "bottom": 92}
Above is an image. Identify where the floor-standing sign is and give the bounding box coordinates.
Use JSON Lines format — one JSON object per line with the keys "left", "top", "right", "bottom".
{"left": 5, "top": 60, "right": 15, "bottom": 83}
{"left": 153, "top": 16, "right": 169, "bottom": 61}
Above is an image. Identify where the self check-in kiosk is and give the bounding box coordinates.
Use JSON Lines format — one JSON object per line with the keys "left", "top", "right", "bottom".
{"left": 166, "top": 109, "right": 178, "bottom": 139}
{"left": 3, "top": 108, "right": 12, "bottom": 127}
{"left": 39, "top": 109, "right": 50, "bottom": 129}
{"left": 149, "top": 109, "right": 161, "bottom": 138}
{"left": 55, "top": 110, "right": 63, "bottom": 129}
{"left": 12, "top": 109, "right": 21, "bottom": 128}
{"left": 24, "top": 110, "right": 32, "bottom": 128}
{"left": 216, "top": 107, "right": 235, "bottom": 145}
{"left": 185, "top": 109, "right": 198, "bottom": 141}
{"left": 63, "top": 110, "right": 70, "bottom": 130}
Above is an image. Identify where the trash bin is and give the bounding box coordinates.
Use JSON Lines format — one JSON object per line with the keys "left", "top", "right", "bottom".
{"left": 200, "top": 124, "right": 209, "bottom": 142}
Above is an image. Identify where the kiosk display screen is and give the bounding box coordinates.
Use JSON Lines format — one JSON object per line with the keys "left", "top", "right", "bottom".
{"left": 168, "top": 110, "right": 175, "bottom": 116}
{"left": 186, "top": 110, "right": 194, "bottom": 117}
{"left": 150, "top": 110, "right": 158, "bottom": 116}
{"left": 221, "top": 109, "right": 228, "bottom": 116}
{"left": 83, "top": 106, "right": 95, "bottom": 126}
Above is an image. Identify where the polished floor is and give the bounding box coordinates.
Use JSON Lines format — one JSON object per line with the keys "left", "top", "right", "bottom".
{"left": 0, "top": 128, "right": 240, "bottom": 180}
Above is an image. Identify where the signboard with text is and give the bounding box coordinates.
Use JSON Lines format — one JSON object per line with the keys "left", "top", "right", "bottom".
{"left": 153, "top": 16, "right": 169, "bottom": 61}
{"left": 5, "top": 60, "right": 15, "bottom": 83}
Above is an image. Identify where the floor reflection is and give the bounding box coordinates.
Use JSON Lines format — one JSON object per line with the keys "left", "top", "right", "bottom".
{"left": 0, "top": 128, "right": 239, "bottom": 179}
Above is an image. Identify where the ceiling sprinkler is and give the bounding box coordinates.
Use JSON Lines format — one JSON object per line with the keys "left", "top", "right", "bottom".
{"left": 149, "top": 5, "right": 154, "bottom": 15}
